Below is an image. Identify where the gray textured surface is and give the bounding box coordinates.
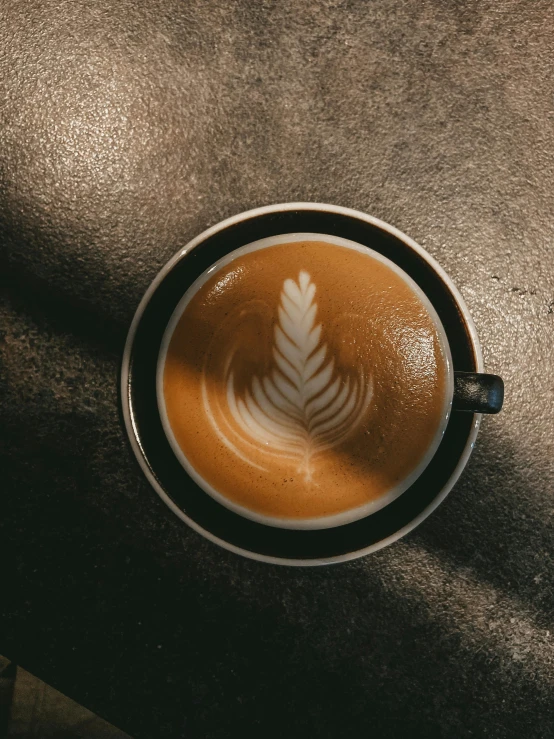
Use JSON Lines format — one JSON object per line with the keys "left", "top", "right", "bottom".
{"left": 1, "top": 1, "right": 553, "bottom": 737}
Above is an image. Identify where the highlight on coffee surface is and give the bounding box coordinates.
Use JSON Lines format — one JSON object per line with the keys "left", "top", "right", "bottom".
{"left": 157, "top": 234, "right": 453, "bottom": 529}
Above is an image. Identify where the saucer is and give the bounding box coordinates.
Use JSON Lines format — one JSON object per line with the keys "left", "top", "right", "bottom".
{"left": 120, "top": 204, "right": 482, "bottom": 565}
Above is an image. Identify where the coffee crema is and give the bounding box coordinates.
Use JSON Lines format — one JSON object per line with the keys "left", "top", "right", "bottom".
{"left": 158, "top": 235, "right": 452, "bottom": 528}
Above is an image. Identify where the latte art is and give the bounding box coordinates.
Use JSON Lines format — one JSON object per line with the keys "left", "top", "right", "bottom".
{"left": 205, "top": 270, "right": 373, "bottom": 482}
{"left": 158, "top": 235, "right": 453, "bottom": 528}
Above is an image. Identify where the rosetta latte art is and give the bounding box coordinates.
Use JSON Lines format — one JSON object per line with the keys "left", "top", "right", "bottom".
{"left": 202, "top": 271, "right": 373, "bottom": 481}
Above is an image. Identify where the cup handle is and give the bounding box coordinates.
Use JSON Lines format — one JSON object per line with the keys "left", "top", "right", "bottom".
{"left": 453, "top": 371, "right": 504, "bottom": 414}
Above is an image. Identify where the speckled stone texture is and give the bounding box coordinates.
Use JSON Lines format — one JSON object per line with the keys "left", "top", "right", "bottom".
{"left": 1, "top": 1, "right": 553, "bottom": 737}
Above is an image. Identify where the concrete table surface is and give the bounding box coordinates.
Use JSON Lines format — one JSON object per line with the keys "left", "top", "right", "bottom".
{"left": 1, "top": 1, "right": 553, "bottom": 737}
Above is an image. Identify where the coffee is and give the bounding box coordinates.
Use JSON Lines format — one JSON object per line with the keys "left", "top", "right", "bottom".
{"left": 157, "top": 234, "right": 452, "bottom": 528}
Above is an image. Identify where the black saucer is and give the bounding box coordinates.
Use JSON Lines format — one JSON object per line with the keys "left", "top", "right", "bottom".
{"left": 120, "top": 205, "right": 480, "bottom": 565}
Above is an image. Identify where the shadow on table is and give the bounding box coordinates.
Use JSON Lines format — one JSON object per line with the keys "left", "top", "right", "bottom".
{"left": 412, "top": 423, "right": 553, "bottom": 623}
{"left": 0, "top": 261, "right": 128, "bottom": 356}
{"left": 2, "top": 264, "right": 552, "bottom": 738}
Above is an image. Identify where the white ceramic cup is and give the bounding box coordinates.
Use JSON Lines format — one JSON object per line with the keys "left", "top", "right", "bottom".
{"left": 156, "top": 233, "right": 455, "bottom": 530}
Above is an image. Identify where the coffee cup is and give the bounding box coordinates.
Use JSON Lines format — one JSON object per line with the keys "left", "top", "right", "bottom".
{"left": 121, "top": 204, "right": 503, "bottom": 565}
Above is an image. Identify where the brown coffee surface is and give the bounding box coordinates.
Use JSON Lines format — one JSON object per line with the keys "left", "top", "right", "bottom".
{"left": 162, "top": 240, "right": 449, "bottom": 521}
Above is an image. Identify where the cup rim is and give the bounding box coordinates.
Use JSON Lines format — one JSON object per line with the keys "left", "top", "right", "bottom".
{"left": 120, "top": 202, "right": 483, "bottom": 565}
{"left": 155, "top": 231, "right": 455, "bottom": 530}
